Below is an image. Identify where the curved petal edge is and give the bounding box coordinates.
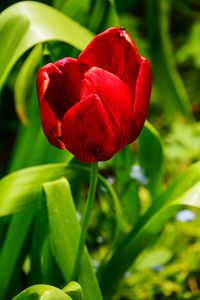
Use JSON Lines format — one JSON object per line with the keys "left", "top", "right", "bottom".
{"left": 132, "top": 58, "right": 152, "bottom": 139}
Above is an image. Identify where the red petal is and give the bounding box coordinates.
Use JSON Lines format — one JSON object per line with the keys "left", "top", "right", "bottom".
{"left": 45, "top": 58, "right": 81, "bottom": 120}
{"left": 132, "top": 58, "right": 152, "bottom": 139}
{"left": 61, "top": 67, "right": 134, "bottom": 162}
{"left": 62, "top": 94, "right": 118, "bottom": 162}
{"left": 36, "top": 58, "right": 81, "bottom": 149}
{"left": 36, "top": 65, "right": 64, "bottom": 149}
{"left": 81, "top": 67, "right": 134, "bottom": 146}
{"left": 78, "top": 27, "right": 141, "bottom": 96}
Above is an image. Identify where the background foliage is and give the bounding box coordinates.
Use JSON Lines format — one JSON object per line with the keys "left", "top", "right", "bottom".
{"left": 0, "top": 0, "right": 200, "bottom": 299}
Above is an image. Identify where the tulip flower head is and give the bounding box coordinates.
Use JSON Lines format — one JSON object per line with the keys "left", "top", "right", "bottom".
{"left": 36, "top": 27, "right": 152, "bottom": 162}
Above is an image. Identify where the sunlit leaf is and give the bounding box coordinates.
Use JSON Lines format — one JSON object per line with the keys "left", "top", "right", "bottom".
{"left": 63, "top": 281, "right": 83, "bottom": 300}
{"left": 43, "top": 178, "right": 103, "bottom": 300}
{"left": 176, "top": 21, "right": 200, "bottom": 68}
{"left": 99, "top": 161, "right": 200, "bottom": 298}
{"left": 12, "top": 284, "right": 72, "bottom": 300}
{"left": 134, "top": 247, "right": 173, "bottom": 270}
{"left": 0, "top": 163, "right": 74, "bottom": 216}
{"left": 0, "top": 1, "right": 94, "bottom": 87}
{"left": 0, "top": 164, "right": 123, "bottom": 238}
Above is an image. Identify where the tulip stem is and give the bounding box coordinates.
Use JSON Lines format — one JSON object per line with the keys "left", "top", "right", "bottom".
{"left": 72, "top": 162, "right": 98, "bottom": 280}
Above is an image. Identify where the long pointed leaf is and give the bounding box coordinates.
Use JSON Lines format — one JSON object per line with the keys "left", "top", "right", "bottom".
{"left": 147, "top": 0, "right": 193, "bottom": 121}
{"left": 0, "top": 209, "right": 35, "bottom": 300}
{"left": 99, "top": 161, "right": 200, "bottom": 298}
{"left": 0, "top": 164, "right": 122, "bottom": 231}
{"left": 43, "top": 178, "right": 103, "bottom": 300}
{"left": 0, "top": 1, "right": 93, "bottom": 87}
{"left": 138, "top": 121, "right": 164, "bottom": 196}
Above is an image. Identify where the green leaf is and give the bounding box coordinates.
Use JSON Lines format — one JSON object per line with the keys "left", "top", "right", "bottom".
{"left": 41, "top": 238, "right": 64, "bottom": 285}
{"left": 121, "top": 182, "right": 140, "bottom": 226}
{"left": 14, "top": 44, "right": 42, "bottom": 124}
{"left": 103, "top": 0, "right": 120, "bottom": 29}
{"left": 8, "top": 90, "right": 42, "bottom": 172}
{"left": 0, "top": 163, "right": 74, "bottom": 216}
{"left": 0, "top": 209, "right": 35, "bottom": 300}
{"left": 29, "top": 198, "right": 49, "bottom": 284}
{"left": 147, "top": 0, "right": 193, "bottom": 121}
{"left": 53, "top": 0, "right": 90, "bottom": 28}
{"left": 0, "top": 163, "right": 122, "bottom": 291}
{"left": 63, "top": 281, "right": 83, "bottom": 300}
{"left": 0, "top": 163, "right": 122, "bottom": 234}
{"left": 134, "top": 247, "right": 173, "bottom": 271}
{"left": 112, "top": 145, "right": 133, "bottom": 193}
{"left": 12, "top": 284, "right": 72, "bottom": 300}
{"left": 176, "top": 21, "right": 200, "bottom": 68}
{"left": 9, "top": 90, "right": 72, "bottom": 172}
{"left": 138, "top": 121, "right": 164, "bottom": 196}
{"left": 0, "top": 1, "right": 94, "bottom": 87}
{"left": 43, "top": 178, "right": 103, "bottom": 300}
{"left": 99, "top": 161, "right": 200, "bottom": 299}
{"left": 55, "top": 0, "right": 120, "bottom": 34}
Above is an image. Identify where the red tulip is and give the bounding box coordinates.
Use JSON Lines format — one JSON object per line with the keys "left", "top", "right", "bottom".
{"left": 36, "top": 27, "right": 152, "bottom": 162}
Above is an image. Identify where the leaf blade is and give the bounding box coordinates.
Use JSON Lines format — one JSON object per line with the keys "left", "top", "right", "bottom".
{"left": 43, "top": 177, "right": 103, "bottom": 300}
{"left": 0, "top": 1, "right": 94, "bottom": 87}
{"left": 12, "top": 284, "right": 72, "bottom": 300}
{"left": 99, "top": 161, "right": 200, "bottom": 298}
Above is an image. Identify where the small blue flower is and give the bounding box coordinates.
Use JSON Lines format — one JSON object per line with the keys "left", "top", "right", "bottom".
{"left": 176, "top": 209, "right": 195, "bottom": 222}
{"left": 96, "top": 236, "right": 104, "bottom": 244}
{"left": 92, "top": 259, "right": 100, "bottom": 272}
{"left": 152, "top": 265, "right": 163, "bottom": 272}
{"left": 107, "top": 176, "right": 115, "bottom": 185}
{"left": 124, "top": 271, "right": 132, "bottom": 278}
{"left": 130, "top": 164, "right": 149, "bottom": 185}
{"left": 76, "top": 212, "right": 81, "bottom": 222}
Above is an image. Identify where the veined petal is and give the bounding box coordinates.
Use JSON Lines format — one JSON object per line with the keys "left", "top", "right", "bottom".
{"left": 36, "top": 58, "right": 81, "bottom": 149}
{"left": 80, "top": 67, "right": 134, "bottom": 147}
{"left": 61, "top": 67, "right": 134, "bottom": 162}
{"left": 78, "top": 27, "right": 141, "bottom": 96}
{"left": 132, "top": 58, "right": 152, "bottom": 139}
{"left": 61, "top": 94, "right": 118, "bottom": 162}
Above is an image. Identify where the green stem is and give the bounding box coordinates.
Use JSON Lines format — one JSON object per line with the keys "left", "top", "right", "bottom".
{"left": 72, "top": 162, "right": 98, "bottom": 279}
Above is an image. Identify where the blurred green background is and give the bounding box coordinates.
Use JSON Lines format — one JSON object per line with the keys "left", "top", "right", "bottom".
{"left": 0, "top": 0, "right": 200, "bottom": 299}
